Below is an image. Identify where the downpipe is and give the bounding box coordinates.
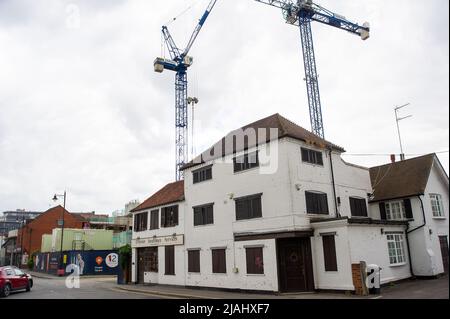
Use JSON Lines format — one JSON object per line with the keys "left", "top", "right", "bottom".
{"left": 405, "top": 195, "right": 427, "bottom": 277}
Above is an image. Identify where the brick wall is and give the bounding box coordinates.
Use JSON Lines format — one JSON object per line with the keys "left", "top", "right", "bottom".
{"left": 17, "top": 206, "right": 86, "bottom": 259}
{"left": 352, "top": 262, "right": 369, "bottom": 296}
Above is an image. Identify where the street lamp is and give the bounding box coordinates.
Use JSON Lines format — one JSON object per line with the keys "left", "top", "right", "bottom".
{"left": 16, "top": 213, "right": 26, "bottom": 267}
{"left": 394, "top": 103, "right": 412, "bottom": 161}
{"left": 53, "top": 191, "right": 66, "bottom": 276}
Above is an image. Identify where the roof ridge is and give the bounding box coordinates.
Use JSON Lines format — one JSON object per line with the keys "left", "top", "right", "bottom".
{"left": 370, "top": 153, "right": 435, "bottom": 169}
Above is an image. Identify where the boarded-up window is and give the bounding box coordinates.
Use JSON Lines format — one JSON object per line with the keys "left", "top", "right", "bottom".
{"left": 134, "top": 212, "right": 148, "bottom": 232}
{"left": 161, "top": 205, "right": 179, "bottom": 228}
{"left": 165, "top": 245, "right": 175, "bottom": 275}
{"left": 150, "top": 209, "right": 159, "bottom": 230}
{"left": 193, "top": 166, "right": 213, "bottom": 184}
{"left": 246, "top": 247, "right": 264, "bottom": 274}
{"left": 193, "top": 204, "right": 214, "bottom": 226}
{"left": 188, "top": 250, "right": 200, "bottom": 273}
{"left": 322, "top": 235, "right": 338, "bottom": 271}
{"left": 235, "top": 194, "right": 263, "bottom": 221}
{"left": 349, "top": 197, "right": 368, "bottom": 217}
{"left": 301, "top": 148, "right": 324, "bottom": 166}
{"left": 234, "top": 152, "right": 259, "bottom": 173}
{"left": 305, "top": 191, "right": 329, "bottom": 215}
{"left": 212, "top": 249, "right": 226, "bottom": 274}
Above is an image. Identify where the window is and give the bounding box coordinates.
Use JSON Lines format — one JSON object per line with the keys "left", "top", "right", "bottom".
{"left": 305, "top": 191, "right": 329, "bottom": 215}
{"left": 430, "top": 194, "right": 445, "bottom": 217}
{"left": 165, "top": 245, "right": 175, "bottom": 275}
{"left": 148, "top": 247, "right": 158, "bottom": 272}
{"left": 385, "top": 201, "right": 406, "bottom": 220}
{"left": 235, "top": 194, "right": 262, "bottom": 221}
{"left": 212, "top": 248, "right": 226, "bottom": 274}
{"left": 193, "top": 204, "right": 214, "bottom": 226}
{"left": 387, "top": 234, "right": 406, "bottom": 265}
{"left": 150, "top": 209, "right": 159, "bottom": 230}
{"left": 349, "top": 197, "right": 368, "bottom": 217}
{"left": 246, "top": 247, "right": 264, "bottom": 274}
{"left": 14, "top": 268, "right": 25, "bottom": 276}
{"left": 188, "top": 250, "right": 200, "bottom": 273}
{"left": 234, "top": 152, "right": 259, "bottom": 173}
{"left": 193, "top": 166, "right": 212, "bottom": 184}
{"left": 161, "top": 205, "right": 178, "bottom": 228}
{"left": 301, "top": 147, "right": 324, "bottom": 166}
{"left": 134, "top": 212, "right": 148, "bottom": 232}
{"left": 322, "top": 235, "right": 338, "bottom": 271}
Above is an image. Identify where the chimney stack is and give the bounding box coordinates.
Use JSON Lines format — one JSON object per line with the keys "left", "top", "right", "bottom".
{"left": 390, "top": 154, "right": 396, "bottom": 163}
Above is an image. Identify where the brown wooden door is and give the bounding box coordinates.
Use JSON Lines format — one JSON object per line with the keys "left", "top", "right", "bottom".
{"left": 277, "top": 238, "right": 315, "bottom": 292}
{"left": 439, "top": 236, "right": 449, "bottom": 273}
{"left": 137, "top": 247, "right": 158, "bottom": 283}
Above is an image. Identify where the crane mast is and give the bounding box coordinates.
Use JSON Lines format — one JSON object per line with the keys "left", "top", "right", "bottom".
{"left": 255, "top": 0, "right": 370, "bottom": 138}
{"left": 154, "top": 0, "right": 218, "bottom": 181}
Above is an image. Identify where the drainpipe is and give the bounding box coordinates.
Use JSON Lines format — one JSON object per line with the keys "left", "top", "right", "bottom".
{"left": 329, "top": 149, "right": 340, "bottom": 218}
{"left": 405, "top": 195, "right": 427, "bottom": 277}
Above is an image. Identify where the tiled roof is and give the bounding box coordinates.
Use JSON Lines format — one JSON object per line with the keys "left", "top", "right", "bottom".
{"left": 369, "top": 154, "right": 436, "bottom": 202}
{"left": 131, "top": 181, "right": 185, "bottom": 212}
{"left": 182, "top": 113, "right": 345, "bottom": 170}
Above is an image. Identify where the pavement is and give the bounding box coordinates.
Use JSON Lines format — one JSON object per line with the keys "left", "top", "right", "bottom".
{"left": 7, "top": 270, "right": 448, "bottom": 299}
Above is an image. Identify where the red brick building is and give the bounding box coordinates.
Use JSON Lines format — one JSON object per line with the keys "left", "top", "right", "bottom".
{"left": 17, "top": 206, "right": 88, "bottom": 258}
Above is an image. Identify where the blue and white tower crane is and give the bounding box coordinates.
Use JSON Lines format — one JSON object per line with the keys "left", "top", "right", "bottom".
{"left": 154, "top": 0, "right": 218, "bottom": 181}
{"left": 255, "top": 0, "right": 370, "bottom": 138}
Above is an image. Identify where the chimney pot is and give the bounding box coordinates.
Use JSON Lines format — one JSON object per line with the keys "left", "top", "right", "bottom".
{"left": 390, "top": 154, "right": 396, "bottom": 163}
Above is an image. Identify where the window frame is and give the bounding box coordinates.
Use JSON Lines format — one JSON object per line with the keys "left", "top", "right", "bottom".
{"left": 193, "top": 203, "right": 214, "bottom": 226}
{"left": 161, "top": 205, "right": 179, "bottom": 228}
{"left": 386, "top": 234, "right": 406, "bottom": 266}
{"left": 193, "top": 165, "right": 213, "bottom": 184}
{"left": 430, "top": 194, "right": 445, "bottom": 218}
{"left": 234, "top": 193, "right": 263, "bottom": 221}
{"left": 150, "top": 209, "right": 159, "bottom": 230}
{"left": 349, "top": 197, "right": 368, "bottom": 217}
{"left": 245, "top": 247, "right": 264, "bottom": 275}
{"left": 301, "top": 147, "right": 324, "bottom": 166}
{"left": 134, "top": 212, "right": 148, "bottom": 232}
{"left": 233, "top": 151, "right": 260, "bottom": 173}
{"left": 164, "top": 245, "right": 175, "bottom": 276}
{"left": 305, "top": 191, "right": 329, "bottom": 215}
{"left": 385, "top": 201, "right": 407, "bottom": 221}
{"left": 187, "top": 249, "right": 201, "bottom": 273}
{"left": 322, "top": 235, "right": 338, "bottom": 272}
{"left": 211, "top": 248, "right": 227, "bottom": 274}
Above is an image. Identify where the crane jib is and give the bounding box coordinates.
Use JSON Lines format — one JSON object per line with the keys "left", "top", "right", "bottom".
{"left": 199, "top": 11, "right": 211, "bottom": 26}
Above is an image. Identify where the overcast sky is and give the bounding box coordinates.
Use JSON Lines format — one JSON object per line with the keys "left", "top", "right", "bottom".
{"left": 0, "top": 0, "right": 448, "bottom": 215}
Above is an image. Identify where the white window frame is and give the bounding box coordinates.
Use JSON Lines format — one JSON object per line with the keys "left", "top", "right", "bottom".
{"left": 385, "top": 201, "right": 407, "bottom": 220}
{"left": 387, "top": 234, "right": 406, "bottom": 266}
{"left": 430, "top": 194, "right": 445, "bottom": 218}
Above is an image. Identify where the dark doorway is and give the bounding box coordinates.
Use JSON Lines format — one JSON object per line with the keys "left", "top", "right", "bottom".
{"left": 137, "top": 247, "right": 158, "bottom": 284}
{"left": 277, "top": 237, "right": 315, "bottom": 292}
{"left": 439, "top": 236, "right": 449, "bottom": 274}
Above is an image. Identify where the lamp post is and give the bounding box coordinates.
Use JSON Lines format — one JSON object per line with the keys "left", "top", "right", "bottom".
{"left": 394, "top": 103, "right": 412, "bottom": 161}
{"left": 53, "top": 191, "right": 66, "bottom": 276}
{"left": 17, "top": 213, "right": 26, "bottom": 267}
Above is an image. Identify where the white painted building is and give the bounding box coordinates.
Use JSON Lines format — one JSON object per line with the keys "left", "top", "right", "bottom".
{"left": 368, "top": 154, "right": 449, "bottom": 277}
{"left": 130, "top": 114, "right": 448, "bottom": 293}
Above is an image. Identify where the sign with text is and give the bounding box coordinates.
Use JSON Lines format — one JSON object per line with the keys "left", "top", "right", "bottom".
{"left": 132, "top": 234, "right": 184, "bottom": 248}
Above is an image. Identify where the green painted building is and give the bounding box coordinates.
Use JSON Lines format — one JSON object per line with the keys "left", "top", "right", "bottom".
{"left": 41, "top": 228, "right": 113, "bottom": 253}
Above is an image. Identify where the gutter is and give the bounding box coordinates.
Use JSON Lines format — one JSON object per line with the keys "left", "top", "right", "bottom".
{"left": 404, "top": 195, "right": 427, "bottom": 277}
{"left": 329, "top": 149, "right": 340, "bottom": 218}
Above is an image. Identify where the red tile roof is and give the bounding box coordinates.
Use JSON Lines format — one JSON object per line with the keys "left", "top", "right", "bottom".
{"left": 131, "top": 181, "right": 185, "bottom": 212}
{"left": 182, "top": 113, "right": 345, "bottom": 170}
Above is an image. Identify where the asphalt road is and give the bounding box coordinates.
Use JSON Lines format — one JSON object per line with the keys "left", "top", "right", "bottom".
{"left": 5, "top": 276, "right": 161, "bottom": 299}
